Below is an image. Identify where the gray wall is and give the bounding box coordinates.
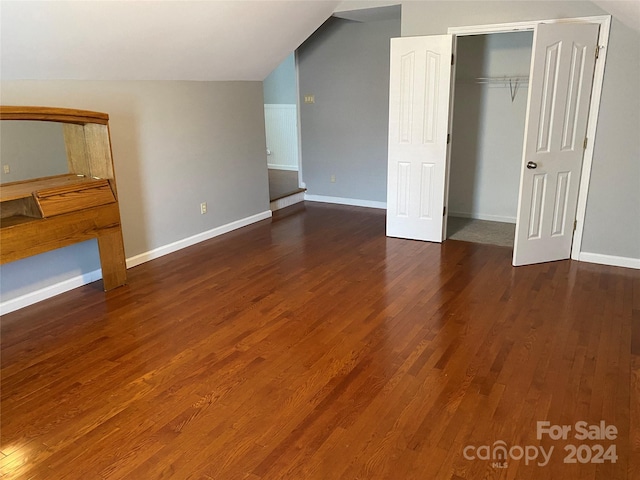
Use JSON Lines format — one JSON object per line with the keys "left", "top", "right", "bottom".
{"left": 401, "top": 0, "right": 640, "bottom": 260}
{"left": 263, "top": 53, "right": 297, "bottom": 105}
{"left": 581, "top": 16, "right": 640, "bottom": 258}
{"left": 298, "top": 16, "right": 400, "bottom": 203}
{"left": 449, "top": 32, "right": 533, "bottom": 223}
{"left": 0, "top": 121, "right": 69, "bottom": 182}
{"left": 0, "top": 80, "right": 270, "bottom": 302}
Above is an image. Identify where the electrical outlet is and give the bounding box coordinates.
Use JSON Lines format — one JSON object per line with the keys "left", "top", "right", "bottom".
{"left": 330, "top": 174, "right": 336, "bottom": 183}
{"left": 200, "top": 202, "right": 207, "bottom": 214}
{"left": 3, "top": 165, "right": 9, "bottom": 174}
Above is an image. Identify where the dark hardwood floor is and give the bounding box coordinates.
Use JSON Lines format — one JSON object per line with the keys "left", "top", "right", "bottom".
{"left": 1, "top": 203, "right": 638, "bottom": 479}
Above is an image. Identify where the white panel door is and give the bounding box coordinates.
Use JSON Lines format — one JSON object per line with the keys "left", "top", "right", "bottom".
{"left": 386, "top": 35, "right": 454, "bottom": 242}
{"left": 513, "top": 22, "right": 599, "bottom": 266}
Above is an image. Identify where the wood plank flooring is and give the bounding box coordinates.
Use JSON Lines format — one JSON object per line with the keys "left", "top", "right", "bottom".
{"left": 1, "top": 202, "right": 638, "bottom": 479}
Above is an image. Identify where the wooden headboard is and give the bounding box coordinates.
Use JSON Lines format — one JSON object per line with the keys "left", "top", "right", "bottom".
{"left": 0, "top": 106, "right": 127, "bottom": 291}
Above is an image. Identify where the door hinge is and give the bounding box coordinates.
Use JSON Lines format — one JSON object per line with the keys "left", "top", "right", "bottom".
{"left": 573, "top": 219, "right": 577, "bottom": 232}
{"left": 447, "top": 133, "right": 451, "bottom": 145}
{"left": 443, "top": 206, "right": 446, "bottom": 216}
{"left": 583, "top": 137, "right": 588, "bottom": 150}
{"left": 451, "top": 54, "right": 455, "bottom": 65}
{"left": 595, "top": 45, "right": 600, "bottom": 60}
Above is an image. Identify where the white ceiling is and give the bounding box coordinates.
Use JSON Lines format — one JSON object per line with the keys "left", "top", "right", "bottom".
{"left": 332, "top": 4, "right": 400, "bottom": 22}
{"left": 333, "top": 0, "right": 640, "bottom": 32}
{"left": 2, "top": 1, "right": 637, "bottom": 82}
{"left": 592, "top": 0, "right": 640, "bottom": 32}
{"left": 0, "top": 0, "right": 340, "bottom": 81}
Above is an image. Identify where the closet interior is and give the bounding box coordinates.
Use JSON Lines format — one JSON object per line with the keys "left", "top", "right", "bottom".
{"left": 447, "top": 31, "right": 534, "bottom": 248}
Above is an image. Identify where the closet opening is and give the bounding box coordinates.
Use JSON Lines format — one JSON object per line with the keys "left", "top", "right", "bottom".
{"left": 446, "top": 31, "right": 533, "bottom": 248}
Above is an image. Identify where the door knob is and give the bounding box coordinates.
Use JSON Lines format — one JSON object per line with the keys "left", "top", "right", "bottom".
{"left": 527, "top": 161, "right": 538, "bottom": 169}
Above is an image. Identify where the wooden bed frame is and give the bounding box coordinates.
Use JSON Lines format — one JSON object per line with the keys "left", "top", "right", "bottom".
{"left": 0, "top": 106, "right": 127, "bottom": 290}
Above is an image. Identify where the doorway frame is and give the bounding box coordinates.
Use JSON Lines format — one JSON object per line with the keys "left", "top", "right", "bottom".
{"left": 294, "top": 49, "right": 306, "bottom": 190}
{"left": 447, "top": 15, "right": 611, "bottom": 261}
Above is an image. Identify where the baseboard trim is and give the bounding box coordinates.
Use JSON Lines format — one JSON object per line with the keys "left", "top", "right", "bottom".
{"left": 304, "top": 194, "right": 387, "bottom": 210}
{"left": 267, "top": 164, "right": 298, "bottom": 171}
{"left": 0, "top": 210, "right": 273, "bottom": 315}
{"left": 578, "top": 252, "right": 640, "bottom": 270}
{"left": 270, "top": 191, "right": 305, "bottom": 211}
{"left": 448, "top": 211, "right": 516, "bottom": 224}
{"left": 126, "top": 210, "right": 272, "bottom": 268}
{"left": 0, "top": 269, "right": 103, "bottom": 316}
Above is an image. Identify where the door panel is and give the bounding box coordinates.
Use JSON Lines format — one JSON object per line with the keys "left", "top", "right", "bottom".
{"left": 387, "top": 35, "right": 453, "bottom": 242}
{"left": 513, "top": 22, "right": 599, "bottom": 266}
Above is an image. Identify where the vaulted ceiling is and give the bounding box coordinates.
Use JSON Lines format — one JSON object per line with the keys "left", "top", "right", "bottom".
{"left": 0, "top": 1, "right": 340, "bottom": 81}
{"left": 1, "top": 1, "right": 637, "bottom": 82}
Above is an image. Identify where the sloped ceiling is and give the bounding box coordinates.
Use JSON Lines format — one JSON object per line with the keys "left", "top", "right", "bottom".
{"left": 0, "top": 0, "right": 340, "bottom": 81}
{"left": 3, "top": 1, "right": 637, "bottom": 82}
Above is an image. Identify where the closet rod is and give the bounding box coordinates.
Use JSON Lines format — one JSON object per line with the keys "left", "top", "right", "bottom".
{"left": 470, "top": 75, "right": 529, "bottom": 102}
{"left": 473, "top": 75, "right": 529, "bottom": 85}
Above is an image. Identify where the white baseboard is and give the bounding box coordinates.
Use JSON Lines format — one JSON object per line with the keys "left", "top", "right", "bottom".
{"left": 267, "top": 164, "right": 298, "bottom": 171}
{"left": 270, "top": 191, "right": 305, "bottom": 211}
{"left": 0, "top": 269, "right": 103, "bottom": 316}
{"left": 578, "top": 252, "right": 640, "bottom": 270}
{"left": 304, "top": 194, "right": 387, "bottom": 210}
{"left": 448, "top": 211, "right": 516, "bottom": 224}
{"left": 126, "top": 210, "right": 272, "bottom": 268}
{"left": 0, "top": 210, "right": 272, "bottom": 315}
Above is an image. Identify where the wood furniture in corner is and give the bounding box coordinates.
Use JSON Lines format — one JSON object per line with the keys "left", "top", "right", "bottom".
{"left": 0, "top": 106, "right": 127, "bottom": 291}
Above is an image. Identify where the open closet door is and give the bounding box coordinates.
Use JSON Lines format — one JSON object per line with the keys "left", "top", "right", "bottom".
{"left": 386, "top": 35, "right": 454, "bottom": 242}
{"left": 513, "top": 22, "right": 599, "bottom": 266}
